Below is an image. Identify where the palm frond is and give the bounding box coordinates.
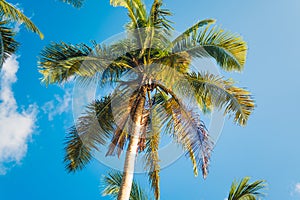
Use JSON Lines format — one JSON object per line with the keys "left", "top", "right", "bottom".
{"left": 0, "top": 0, "right": 43, "bottom": 39}
{"left": 39, "top": 41, "right": 134, "bottom": 86}
{"left": 149, "top": 0, "right": 173, "bottom": 31}
{"left": 187, "top": 148, "right": 198, "bottom": 177}
{"left": 151, "top": 91, "right": 200, "bottom": 178}
{"left": 171, "top": 19, "right": 215, "bottom": 46}
{"left": 131, "top": 0, "right": 147, "bottom": 23}
{"left": 167, "top": 97, "right": 212, "bottom": 179}
{"left": 106, "top": 84, "right": 142, "bottom": 157}
{"left": 153, "top": 51, "right": 191, "bottom": 73}
{"left": 154, "top": 86, "right": 213, "bottom": 179}
{"left": 228, "top": 177, "right": 266, "bottom": 200}
{"left": 186, "top": 72, "right": 255, "bottom": 126}
{"left": 64, "top": 126, "right": 93, "bottom": 172}
{"left": 64, "top": 96, "right": 114, "bottom": 172}
{"left": 60, "top": 0, "right": 84, "bottom": 8}
{"left": 102, "top": 171, "right": 149, "bottom": 200}
{"left": 144, "top": 105, "right": 161, "bottom": 200}
{"left": 172, "top": 24, "right": 247, "bottom": 72}
{"left": 110, "top": 0, "right": 147, "bottom": 29}
{"left": 0, "top": 20, "right": 19, "bottom": 67}
{"left": 39, "top": 42, "right": 94, "bottom": 85}
{"left": 38, "top": 42, "right": 126, "bottom": 85}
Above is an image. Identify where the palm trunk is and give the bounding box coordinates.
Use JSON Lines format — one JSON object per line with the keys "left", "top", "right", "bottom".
{"left": 117, "top": 86, "right": 147, "bottom": 200}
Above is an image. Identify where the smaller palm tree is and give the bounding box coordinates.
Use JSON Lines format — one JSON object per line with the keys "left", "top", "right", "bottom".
{"left": 102, "top": 171, "right": 150, "bottom": 200}
{"left": 102, "top": 173, "right": 266, "bottom": 200}
{"left": 227, "top": 177, "right": 266, "bottom": 200}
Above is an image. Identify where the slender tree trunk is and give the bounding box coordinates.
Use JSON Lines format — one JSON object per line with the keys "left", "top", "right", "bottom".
{"left": 117, "top": 86, "right": 147, "bottom": 200}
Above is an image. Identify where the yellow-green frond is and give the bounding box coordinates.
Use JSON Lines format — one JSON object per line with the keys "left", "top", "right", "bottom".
{"left": 110, "top": 0, "right": 147, "bottom": 29}
{"left": 171, "top": 19, "right": 215, "bottom": 46}
{"left": 228, "top": 177, "right": 267, "bottom": 200}
{"left": 102, "top": 171, "right": 149, "bottom": 200}
{"left": 0, "top": 1, "right": 43, "bottom": 39}
{"left": 188, "top": 149, "right": 198, "bottom": 177}
{"left": 187, "top": 72, "right": 255, "bottom": 126}
{"left": 199, "top": 26, "right": 247, "bottom": 71}
{"left": 39, "top": 42, "right": 128, "bottom": 85}
{"left": 173, "top": 24, "right": 247, "bottom": 72}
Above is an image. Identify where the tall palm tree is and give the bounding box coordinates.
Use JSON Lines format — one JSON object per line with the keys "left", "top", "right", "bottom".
{"left": 38, "top": 0, "right": 255, "bottom": 200}
{"left": 0, "top": 0, "right": 43, "bottom": 67}
{"left": 227, "top": 177, "right": 266, "bottom": 200}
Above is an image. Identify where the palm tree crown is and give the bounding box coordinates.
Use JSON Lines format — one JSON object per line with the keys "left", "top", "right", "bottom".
{"left": 228, "top": 177, "right": 266, "bottom": 200}
{"left": 38, "top": 0, "right": 255, "bottom": 199}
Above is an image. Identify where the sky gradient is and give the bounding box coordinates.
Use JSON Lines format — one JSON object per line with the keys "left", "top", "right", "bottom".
{"left": 0, "top": 0, "right": 300, "bottom": 199}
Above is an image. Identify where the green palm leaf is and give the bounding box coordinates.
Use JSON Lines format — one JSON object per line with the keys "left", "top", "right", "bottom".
{"left": 0, "top": 0, "right": 43, "bottom": 39}
{"left": 64, "top": 96, "right": 114, "bottom": 172}
{"left": 39, "top": 41, "right": 133, "bottom": 86}
{"left": 0, "top": 20, "right": 18, "bottom": 67}
{"left": 39, "top": 42, "right": 97, "bottom": 85}
{"left": 153, "top": 86, "right": 213, "bottom": 179}
{"left": 228, "top": 177, "right": 266, "bottom": 200}
{"left": 186, "top": 72, "right": 255, "bottom": 126}
{"left": 173, "top": 24, "right": 247, "bottom": 72}
{"left": 111, "top": 0, "right": 147, "bottom": 29}
{"left": 171, "top": 19, "right": 215, "bottom": 46}
{"left": 149, "top": 0, "right": 172, "bottom": 30}
{"left": 102, "top": 171, "right": 149, "bottom": 200}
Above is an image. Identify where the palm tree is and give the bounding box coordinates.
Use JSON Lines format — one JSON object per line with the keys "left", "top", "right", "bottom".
{"left": 227, "top": 177, "right": 266, "bottom": 200}
{"left": 102, "top": 171, "right": 150, "bottom": 200}
{"left": 102, "top": 173, "right": 266, "bottom": 200}
{"left": 0, "top": 0, "right": 43, "bottom": 67}
{"left": 38, "top": 0, "right": 255, "bottom": 200}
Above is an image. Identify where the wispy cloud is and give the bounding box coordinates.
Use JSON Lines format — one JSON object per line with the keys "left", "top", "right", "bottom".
{"left": 290, "top": 182, "right": 300, "bottom": 197}
{"left": 0, "top": 56, "right": 38, "bottom": 175}
{"left": 295, "top": 183, "right": 300, "bottom": 194}
{"left": 42, "top": 88, "right": 72, "bottom": 121}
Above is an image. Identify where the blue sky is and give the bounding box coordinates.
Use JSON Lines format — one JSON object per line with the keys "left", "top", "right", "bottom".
{"left": 0, "top": 0, "right": 300, "bottom": 199}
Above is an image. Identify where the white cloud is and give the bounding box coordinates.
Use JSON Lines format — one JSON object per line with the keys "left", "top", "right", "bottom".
{"left": 295, "top": 183, "right": 300, "bottom": 194}
{"left": 0, "top": 56, "right": 38, "bottom": 175}
{"left": 42, "top": 88, "right": 72, "bottom": 121}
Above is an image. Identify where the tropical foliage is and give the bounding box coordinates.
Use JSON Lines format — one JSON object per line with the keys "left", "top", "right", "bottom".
{"left": 39, "top": 0, "right": 255, "bottom": 199}
{"left": 102, "top": 171, "right": 149, "bottom": 200}
{"left": 102, "top": 173, "right": 266, "bottom": 200}
{"left": 227, "top": 177, "right": 266, "bottom": 200}
{"left": 0, "top": 0, "right": 43, "bottom": 67}
{"left": 0, "top": 20, "right": 18, "bottom": 65}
